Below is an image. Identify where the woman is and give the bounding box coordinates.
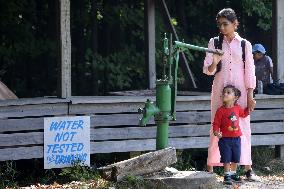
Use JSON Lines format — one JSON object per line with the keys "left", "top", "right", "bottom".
{"left": 203, "top": 8, "right": 260, "bottom": 181}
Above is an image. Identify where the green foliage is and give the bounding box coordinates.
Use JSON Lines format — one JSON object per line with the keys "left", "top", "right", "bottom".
{"left": 243, "top": 0, "right": 272, "bottom": 31}
{"left": 0, "top": 161, "right": 18, "bottom": 188}
{"left": 85, "top": 46, "right": 146, "bottom": 94}
{"left": 35, "top": 169, "right": 57, "bottom": 185}
{"left": 0, "top": 0, "right": 273, "bottom": 96}
{"left": 173, "top": 150, "right": 197, "bottom": 171}
{"left": 251, "top": 146, "right": 284, "bottom": 175}
{"left": 59, "top": 161, "right": 100, "bottom": 182}
{"left": 172, "top": 149, "right": 208, "bottom": 171}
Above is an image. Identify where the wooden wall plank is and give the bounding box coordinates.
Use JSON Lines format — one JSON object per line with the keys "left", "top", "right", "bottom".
{"left": 91, "top": 139, "right": 156, "bottom": 153}
{"left": 252, "top": 134, "right": 284, "bottom": 146}
{"left": 0, "top": 146, "right": 43, "bottom": 161}
{"left": 91, "top": 125, "right": 210, "bottom": 141}
{"left": 0, "top": 132, "right": 43, "bottom": 146}
{"left": 0, "top": 104, "right": 69, "bottom": 118}
{"left": 252, "top": 122, "right": 284, "bottom": 133}
{"left": 0, "top": 98, "right": 70, "bottom": 107}
{"left": 255, "top": 98, "right": 284, "bottom": 109}
{"left": 0, "top": 118, "right": 43, "bottom": 132}
{"left": 90, "top": 137, "right": 212, "bottom": 153}
{"left": 91, "top": 134, "right": 284, "bottom": 153}
{"left": 69, "top": 103, "right": 143, "bottom": 114}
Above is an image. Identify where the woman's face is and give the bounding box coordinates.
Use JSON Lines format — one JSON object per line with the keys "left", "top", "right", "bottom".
{"left": 217, "top": 17, "right": 237, "bottom": 35}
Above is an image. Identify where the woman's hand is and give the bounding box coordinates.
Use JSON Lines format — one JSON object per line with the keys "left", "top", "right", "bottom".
{"left": 247, "top": 88, "right": 256, "bottom": 112}
{"left": 212, "top": 49, "right": 223, "bottom": 64}
{"left": 208, "top": 49, "right": 223, "bottom": 73}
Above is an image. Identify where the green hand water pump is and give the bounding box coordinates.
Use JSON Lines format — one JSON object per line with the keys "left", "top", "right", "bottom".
{"left": 138, "top": 34, "right": 223, "bottom": 150}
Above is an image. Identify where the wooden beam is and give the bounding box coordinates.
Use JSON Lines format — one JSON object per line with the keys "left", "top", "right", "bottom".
{"left": 144, "top": 0, "right": 156, "bottom": 89}
{"left": 272, "top": 0, "right": 277, "bottom": 82}
{"left": 58, "top": 0, "right": 71, "bottom": 98}
{"left": 275, "top": 145, "right": 284, "bottom": 160}
{"left": 0, "top": 81, "right": 18, "bottom": 100}
{"left": 275, "top": 0, "right": 284, "bottom": 83}
{"left": 98, "top": 147, "right": 177, "bottom": 181}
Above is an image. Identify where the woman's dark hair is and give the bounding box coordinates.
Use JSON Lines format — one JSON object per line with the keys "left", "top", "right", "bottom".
{"left": 215, "top": 8, "right": 238, "bottom": 74}
{"left": 223, "top": 85, "right": 241, "bottom": 103}
{"left": 216, "top": 8, "right": 237, "bottom": 23}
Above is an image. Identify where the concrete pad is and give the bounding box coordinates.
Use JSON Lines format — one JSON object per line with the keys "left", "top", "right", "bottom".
{"left": 144, "top": 170, "right": 218, "bottom": 189}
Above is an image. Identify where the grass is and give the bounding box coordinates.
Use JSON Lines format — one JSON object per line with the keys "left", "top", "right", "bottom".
{"left": 0, "top": 161, "right": 18, "bottom": 188}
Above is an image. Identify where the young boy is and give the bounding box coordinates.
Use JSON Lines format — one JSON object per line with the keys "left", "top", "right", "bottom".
{"left": 252, "top": 44, "right": 274, "bottom": 90}
{"left": 213, "top": 85, "right": 250, "bottom": 185}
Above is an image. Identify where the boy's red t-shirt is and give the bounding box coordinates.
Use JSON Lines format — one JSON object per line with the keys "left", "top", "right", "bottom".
{"left": 213, "top": 104, "right": 249, "bottom": 137}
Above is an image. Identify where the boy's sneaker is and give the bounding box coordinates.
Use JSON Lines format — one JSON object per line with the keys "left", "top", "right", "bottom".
{"left": 245, "top": 169, "right": 261, "bottom": 182}
{"left": 231, "top": 173, "right": 242, "bottom": 183}
{"left": 223, "top": 174, "right": 232, "bottom": 185}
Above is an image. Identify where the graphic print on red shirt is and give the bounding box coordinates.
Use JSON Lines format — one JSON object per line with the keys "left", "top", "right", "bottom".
{"left": 213, "top": 104, "right": 249, "bottom": 137}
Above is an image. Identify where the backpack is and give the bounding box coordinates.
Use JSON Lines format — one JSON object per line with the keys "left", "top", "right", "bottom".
{"left": 213, "top": 36, "right": 246, "bottom": 74}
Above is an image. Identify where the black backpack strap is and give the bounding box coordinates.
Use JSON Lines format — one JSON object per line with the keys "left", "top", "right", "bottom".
{"left": 241, "top": 40, "right": 246, "bottom": 68}
{"left": 213, "top": 37, "right": 222, "bottom": 74}
{"left": 214, "top": 37, "right": 219, "bottom": 49}
{"left": 214, "top": 37, "right": 222, "bottom": 50}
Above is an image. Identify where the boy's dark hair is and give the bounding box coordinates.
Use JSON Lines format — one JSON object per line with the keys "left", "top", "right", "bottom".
{"left": 223, "top": 85, "right": 241, "bottom": 98}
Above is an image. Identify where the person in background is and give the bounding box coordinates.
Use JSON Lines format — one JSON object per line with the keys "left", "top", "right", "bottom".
{"left": 252, "top": 44, "right": 274, "bottom": 90}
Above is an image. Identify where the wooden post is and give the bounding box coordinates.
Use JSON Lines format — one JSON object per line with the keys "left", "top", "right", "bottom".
{"left": 144, "top": 0, "right": 156, "bottom": 89}
{"left": 274, "top": 1, "right": 284, "bottom": 159}
{"left": 272, "top": 0, "right": 277, "bottom": 82}
{"left": 275, "top": 0, "right": 284, "bottom": 83}
{"left": 58, "top": 0, "right": 71, "bottom": 98}
{"left": 275, "top": 145, "right": 284, "bottom": 159}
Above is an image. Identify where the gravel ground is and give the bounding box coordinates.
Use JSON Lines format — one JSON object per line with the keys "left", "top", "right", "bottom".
{"left": 215, "top": 175, "right": 284, "bottom": 189}
{"left": 18, "top": 175, "right": 284, "bottom": 189}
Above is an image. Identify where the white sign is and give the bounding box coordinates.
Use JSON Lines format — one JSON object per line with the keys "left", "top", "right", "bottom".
{"left": 44, "top": 116, "right": 90, "bottom": 169}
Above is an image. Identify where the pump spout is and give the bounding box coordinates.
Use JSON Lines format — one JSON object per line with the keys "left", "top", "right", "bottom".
{"left": 138, "top": 99, "right": 160, "bottom": 126}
